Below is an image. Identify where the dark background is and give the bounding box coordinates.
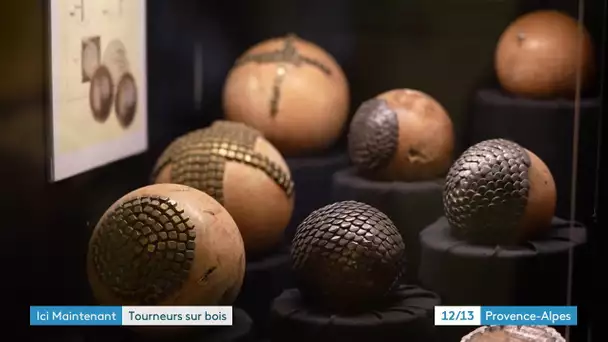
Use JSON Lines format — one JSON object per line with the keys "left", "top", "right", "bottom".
{"left": 1, "top": 0, "right": 604, "bottom": 339}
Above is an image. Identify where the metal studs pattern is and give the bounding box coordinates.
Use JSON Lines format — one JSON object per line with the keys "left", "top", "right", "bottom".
{"left": 444, "top": 139, "right": 531, "bottom": 243}
{"left": 233, "top": 34, "right": 332, "bottom": 117}
{"left": 348, "top": 98, "right": 399, "bottom": 171}
{"left": 291, "top": 201, "right": 405, "bottom": 307}
{"left": 151, "top": 121, "right": 294, "bottom": 205}
{"left": 90, "top": 196, "right": 197, "bottom": 304}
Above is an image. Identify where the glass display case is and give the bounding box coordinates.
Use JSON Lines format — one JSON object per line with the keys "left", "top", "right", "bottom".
{"left": 8, "top": 0, "right": 605, "bottom": 341}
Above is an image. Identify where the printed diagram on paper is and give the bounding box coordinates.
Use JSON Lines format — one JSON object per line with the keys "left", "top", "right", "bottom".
{"left": 50, "top": 0, "right": 147, "bottom": 181}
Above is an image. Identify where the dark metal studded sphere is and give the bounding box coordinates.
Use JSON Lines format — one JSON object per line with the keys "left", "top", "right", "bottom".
{"left": 444, "top": 139, "right": 531, "bottom": 244}
{"left": 151, "top": 121, "right": 294, "bottom": 204}
{"left": 89, "top": 195, "right": 196, "bottom": 304}
{"left": 347, "top": 98, "right": 399, "bottom": 171}
{"left": 291, "top": 201, "right": 405, "bottom": 311}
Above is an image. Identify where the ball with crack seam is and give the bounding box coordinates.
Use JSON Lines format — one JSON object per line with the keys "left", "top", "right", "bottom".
{"left": 223, "top": 34, "right": 350, "bottom": 156}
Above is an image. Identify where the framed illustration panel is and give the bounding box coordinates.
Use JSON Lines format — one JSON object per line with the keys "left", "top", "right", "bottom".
{"left": 48, "top": 0, "right": 147, "bottom": 181}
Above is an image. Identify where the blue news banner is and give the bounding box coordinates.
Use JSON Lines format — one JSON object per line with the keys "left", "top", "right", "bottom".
{"left": 434, "top": 306, "right": 577, "bottom": 326}
{"left": 30, "top": 306, "right": 233, "bottom": 326}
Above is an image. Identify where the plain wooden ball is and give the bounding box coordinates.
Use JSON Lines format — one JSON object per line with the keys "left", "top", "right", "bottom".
{"left": 223, "top": 34, "right": 350, "bottom": 156}
{"left": 153, "top": 121, "right": 295, "bottom": 256}
{"left": 348, "top": 89, "right": 454, "bottom": 181}
{"left": 495, "top": 10, "right": 595, "bottom": 98}
{"left": 87, "top": 184, "right": 246, "bottom": 307}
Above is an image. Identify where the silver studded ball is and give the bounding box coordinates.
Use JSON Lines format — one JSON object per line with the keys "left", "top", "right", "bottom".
{"left": 291, "top": 201, "right": 405, "bottom": 312}
{"left": 444, "top": 139, "right": 532, "bottom": 244}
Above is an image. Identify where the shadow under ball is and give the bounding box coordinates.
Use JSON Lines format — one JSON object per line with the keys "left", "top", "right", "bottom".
{"left": 87, "top": 184, "right": 246, "bottom": 307}
{"left": 152, "top": 121, "right": 295, "bottom": 255}
{"left": 291, "top": 201, "right": 405, "bottom": 312}
{"left": 348, "top": 89, "right": 454, "bottom": 181}
{"left": 222, "top": 34, "right": 350, "bottom": 156}
{"left": 495, "top": 10, "right": 595, "bottom": 98}
{"left": 444, "top": 139, "right": 556, "bottom": 244}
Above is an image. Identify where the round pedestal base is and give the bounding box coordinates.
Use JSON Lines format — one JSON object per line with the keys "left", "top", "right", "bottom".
{"left": 235, "top": 247, "right": 293, "bottom": 337}
{"left": 469, "top": 88, "right": 600, "bottom": 219}
{"left": 419, "top": 216, "right": 586, "bottom": 306}
{"left": 269, "top": 285, "right": 440, "bottom": 342}
{"left": 331, "top": 167, "right": 444, "bottom": 283}
{"left": 285, "top": 151, "right": 350, "bottom": 240}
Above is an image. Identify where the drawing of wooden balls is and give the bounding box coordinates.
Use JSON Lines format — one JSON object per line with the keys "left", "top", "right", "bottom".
{"left": 103, "top": 39, "right": 131, "bottom": 86}
{"left": 444, "top": 139, "right": 556, "bottom": 244}
{"left": 82, "top": 38, "right": 100, "bottom": 81}
{"left": 223, "top": 34, "right": 350, "bottom": 156}
{"left": 348, "top": 89, "right": 454, "bottom": 181}
{"left": 291, "top": 201, "right": 405, "bottom": 312}
{"left": 495, "top": 10, "right": 595, "bottom": 98}
{"left": 89, "top": 65, "right": 114, "bottom": 123}
{"left": 115, "top": 72, "right": 138, "bottom": 128}
{"left": 152, "top": 121, "right": 295, "bottom": 255}
{"left": 87, "top": 184, "right": 246, "bottom": 306}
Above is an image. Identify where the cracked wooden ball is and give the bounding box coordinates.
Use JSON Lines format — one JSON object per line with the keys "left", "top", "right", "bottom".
{"left": 152, "top": 120, "right": 295, "bottom": 255}
{"left": 348, "top": 89, "right": 454, "bottom": 181}
{"left": 444, "top": 139, "right": 556, "bottom": 244}
{"left": 495, "top": 10, "right": 595, "bottom": 98}
{"left": 87, "top": 183, "right": 246, "bottom": 306}
{"left": 223, "top": 34, "right": 350, "bottom": 156}
{"left": 291, "top": 201, "right": 405, "bottom": 312}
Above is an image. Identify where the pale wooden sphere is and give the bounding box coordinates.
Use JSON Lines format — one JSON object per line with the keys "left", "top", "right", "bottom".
{"left": 348, "top": 89, "right": 454, "bottom": 181}
{"left": 223, "top": 34, "right": 350, "bottom": 156}
{"left": 495, "top": 10, "right": 595, "bottom": 98}
{"left": 152, "top": 121, "right": 295, "bottom": 255}
{"left": 87, "top": 184, "right": 246, "bottom": 306}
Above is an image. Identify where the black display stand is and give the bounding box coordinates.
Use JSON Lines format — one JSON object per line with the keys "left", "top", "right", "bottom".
{"left": 419, "top": 216, "right": 586, "bottom": 306}
{"left": 285, "top": 151, "right": 350, "bottom": 240}
{"left": 469, "top": 88, "right": 600, "bottom": 220}
{"left": 234, "top": 246, "right": 294, "bottom": 338}
{"left": 331, "top": 167, "right": 444, "bottom": 283}
{"left": 419, "top": 217, "right": 586, "bottom": 342}
{"left": 269, "top": 285, "right": 440, "bottom": 342}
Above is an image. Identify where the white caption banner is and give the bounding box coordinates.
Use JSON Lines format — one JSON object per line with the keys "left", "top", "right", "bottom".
{"left": 122, "top": 306, "right": 233, "bottom": 326}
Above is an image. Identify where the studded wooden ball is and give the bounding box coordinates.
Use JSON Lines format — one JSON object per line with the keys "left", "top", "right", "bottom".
{"left": 291, "top": 201, "right": 405, "bottom": 312}
{"left": 461, "top": 325, "right": 565, "bottom": 342}
{"left": 152, "top": 120, "right": 295, "bottom": 255}
{"left": 87, "top": 184, "right": 246, "bottom": 306}
{"left": 348, "top": 89, "right": 454, "bottom": 181}
{"left": 495, "top": 10, "right": 595, "bottom": 98}
{"left": 223, "top": 34, "right": 350, "bottom": 156}
{"left": 444, "top": 139, "right": 556, "bottom": 244}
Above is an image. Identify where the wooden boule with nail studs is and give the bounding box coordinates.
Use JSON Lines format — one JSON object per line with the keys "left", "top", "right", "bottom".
{"left": 348, "top": 89, "right": 454, "bottom": 181}
{"left": 152, "top": 120, "right": 295, "bottom": 255}
{"left": 444, "top": 139, "right": 556, "bottom": 244}
{"left": 87, "top": 184, "right": 246, "bottom": 307}
{"left": 291, "top": 201, "right": 405, "bottom": 312}
{"left": 223, "top": 34, "right": 350, "bottom": 156}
